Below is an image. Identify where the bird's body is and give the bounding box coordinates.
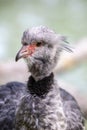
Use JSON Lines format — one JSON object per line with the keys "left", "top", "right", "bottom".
{"left": 0, "top": 26, "right": 85, "bottom": 130}
{"left": 0, "top": 80, "right": 84, "bottom": 130}
{"left": 0, "top": 82, "right": 26, "bottom": 130}
{"left": 16, "top": 73, "right": 67, "bottom": 130}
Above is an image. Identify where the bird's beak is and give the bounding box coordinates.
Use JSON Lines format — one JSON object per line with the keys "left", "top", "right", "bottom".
{"left": 15, "top": 44, "right": 36, "bottom": 62}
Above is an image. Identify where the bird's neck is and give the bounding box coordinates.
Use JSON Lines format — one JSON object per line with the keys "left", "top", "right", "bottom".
{"left": 27, "top": 73, "right": 54, "bottom": 98}
{"left": 26, "top": 56, "right": 56, "bottom": 81}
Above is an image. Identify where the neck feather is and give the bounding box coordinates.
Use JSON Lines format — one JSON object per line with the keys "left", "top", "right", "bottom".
{"left": 27, "top": 73, "right": 54, "bottom": 98}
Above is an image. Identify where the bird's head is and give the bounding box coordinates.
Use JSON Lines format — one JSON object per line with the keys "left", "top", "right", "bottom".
{"left": 15, "top": 26, "right": 72, "bottom": 81}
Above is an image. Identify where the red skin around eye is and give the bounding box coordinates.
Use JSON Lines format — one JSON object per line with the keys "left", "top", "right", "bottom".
{"left": 27, "top": 44, "right": 36, "bottom": 55}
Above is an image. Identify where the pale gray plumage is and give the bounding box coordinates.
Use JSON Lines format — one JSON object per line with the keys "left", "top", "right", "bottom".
{"left": 21, "top": 26, "right": 72, "bottom": 81}
{"left": 0, "top": 26, "right": 85, "bottom": 130}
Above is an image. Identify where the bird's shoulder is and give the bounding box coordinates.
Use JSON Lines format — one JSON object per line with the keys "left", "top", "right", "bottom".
{"left": 60, "top": 87, "right": 85, "bottom": 130}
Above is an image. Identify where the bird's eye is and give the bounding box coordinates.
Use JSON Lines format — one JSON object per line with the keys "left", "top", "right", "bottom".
{"left": 36, "top": 42, "right": 42, "bottom": 47}
{"left": 23, "top": 42, "right": 28, "bottom": 46}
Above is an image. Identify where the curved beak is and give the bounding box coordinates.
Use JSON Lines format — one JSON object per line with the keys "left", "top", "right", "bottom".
{"left": 15, "top": 44, "right": 36, "bottom": 62}
{"left": 15, "top": 46, "right": 29, "bottom": 62}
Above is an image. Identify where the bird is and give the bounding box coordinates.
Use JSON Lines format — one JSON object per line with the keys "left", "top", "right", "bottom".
{"left": 0, "top": 26, "right": 85, "bottom": 130}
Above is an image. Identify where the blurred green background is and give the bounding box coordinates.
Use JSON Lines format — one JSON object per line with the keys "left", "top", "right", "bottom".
{"left": 0, "top": 0, "right": 87, "bottom": 59}
{"left": 0, "top": 0, "right": 87, "bottom": 91}
{"left": 0, "top": 0, "right": 87, "bottom": 128}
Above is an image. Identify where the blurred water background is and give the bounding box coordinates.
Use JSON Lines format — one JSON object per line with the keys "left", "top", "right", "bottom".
{"left": 0, "top": 0, "right": 87, "bottom": 128}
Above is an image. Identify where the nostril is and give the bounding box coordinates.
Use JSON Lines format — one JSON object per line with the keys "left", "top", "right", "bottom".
{"left": 23, "top": 42, "right": 28, "bottom": 46}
